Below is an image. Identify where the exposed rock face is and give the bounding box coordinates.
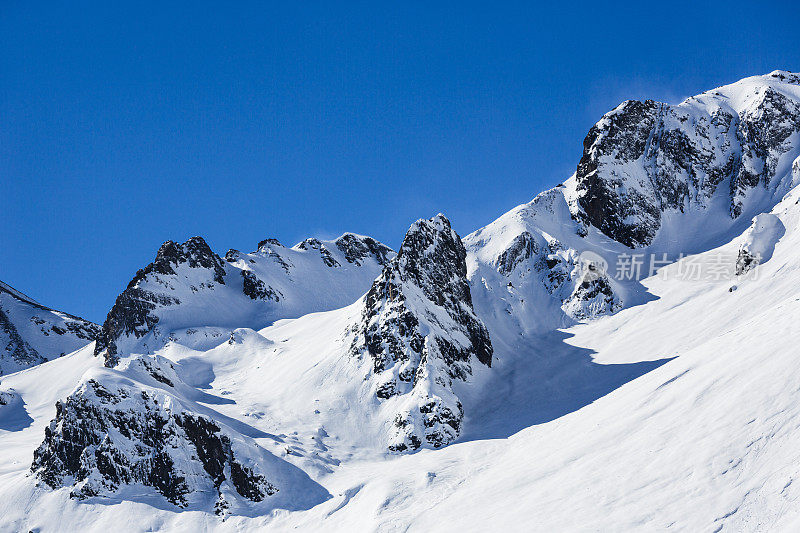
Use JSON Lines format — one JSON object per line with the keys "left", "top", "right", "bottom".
{"left": 0, "top": 307, "right": 41, "bottom": 372}
{"left": 296, "top": 238, "right": 340, "bottom": 267}
{"left": 503, "top": 234, "right": 620, "bottom": 320}
{"left": 334, "top": 234, "right": 393, "bottom": 266}
{"left": 350, "top": 214, "right": 492, "bottom": 452}
{"left": 561, "top": 268, "right": 618, "bottom": 319}
{"left": 241, "top": 270, "right": 280, "bottom": 301}
{"left": 31, "top": 359, "right": 279, "bottom": 512}
{"left": 573, "top": 71, "right": 800, "bottom": 247}
{"left": 465, "top": 187, "right": 622, "bottom": 334}
{"left": 495, "top": 231, "right": 540, "bottom": 276}
{"left": 94, "top": 237, "right": 227, "bottom": 366}
{"left": 0, "top": 281, "right": 99, "bottom": 375}
{"left": 148, "top": 237, "right": 228, "bottom": 284}
{"left": 735, "top": 249, "right": 760, "bottom": 276}
{"left": 574, "top": 99, "right": 665, "bottom": 248}
{"left": 0, "top": 388, "right": 17, "bottom": 406}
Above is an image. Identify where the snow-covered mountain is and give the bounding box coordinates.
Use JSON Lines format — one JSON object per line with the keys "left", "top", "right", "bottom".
{"left": 466, "top": 70, "right": 800, "bottom": 344}
{"left": 572, "top": 69, "right": 800, "bottom": 248}
{"left": 2, "top": 70, "right": 800, "bottom": 532}
{"left": 31, "top": 352, "right": 330, "bottom": 515}
{"left": 95, "top": 233, "right": 393, "bottom": 366}
{"left": 0, "top": 280, "right": 99, "bottom": 376}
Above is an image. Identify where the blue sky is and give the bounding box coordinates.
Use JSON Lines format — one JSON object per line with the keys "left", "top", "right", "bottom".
{"left": 2, "top": 0, "right": 799, "bottom": 322}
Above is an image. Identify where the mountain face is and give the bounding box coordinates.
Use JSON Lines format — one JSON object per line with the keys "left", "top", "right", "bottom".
{"left": 0, "top": 281, "right": 99, "bottom": 376}
{"left": 571, "top": 70, "right": 800, "bottom": 248}
{"left": 349, "top": 214, "right": 492, "bottom": 451}
{"left": 465, "top": 72, "right": 800, "bottom": 342}
{"left": 96, "top": 233, "right": 393, "bottom": 366}
{"left": 3, "top": 71, "right": 800, "bottom": 531}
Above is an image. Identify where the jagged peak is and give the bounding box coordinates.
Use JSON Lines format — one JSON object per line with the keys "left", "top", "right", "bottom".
{"left": 570, "top": 71, "right": 800, "bottom": 248}
{"left": 350, "top": 213, "right": 493, "bottom": 451}
{"left": 406, "top": 212, "right": 453, "bottom": 236}
{"left": 592, "top": 72, "right": 800, "bottom": 130}
{"left": 397, "top": 214, "right": 459, "bottom": 263}
{"left": 334, "top": 233, "right": 394, "bottom": 266}
{"left": 125, "top": 236, "right": 227, "bottom": 290}
{"left": 390, "top": 213, "right": 473, "bottom": 308}
{"left": 292, "top": 237, "right": 323, "bottom": 251}
{"left": 256, "top": 237, "right": 283, "bottom": 252}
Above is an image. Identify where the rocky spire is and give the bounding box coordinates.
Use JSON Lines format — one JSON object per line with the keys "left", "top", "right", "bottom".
{"left": 350, "top": 214, "right": 492, "bottom": 451}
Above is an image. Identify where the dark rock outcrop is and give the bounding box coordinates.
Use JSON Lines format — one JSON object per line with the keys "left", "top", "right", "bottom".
{"left": 335, "top": 234, "right": 393, "bottom": 266}
{"left": 241, "top": 270, "right": 281, "bottom": 301}
{"left": 95, "top": 231, "right": 395, "bottom": 367}
{"left": 573, "top": 74, "right": 800, "bottom": 248}
{"left": 296, "top": 238, "right": 340, "bottom": 268}
{"left": 31, "top": 373, "right": 277, "bottom": 511}
{"left": 350, "top": 214, "right": 492, "bottom": 452}
{"left": 94, "top": 237, "right": 227, "bottom": 366}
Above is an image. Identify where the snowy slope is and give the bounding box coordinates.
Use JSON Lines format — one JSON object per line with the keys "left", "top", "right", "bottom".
{"left": 2, "top": 71, "right": 800, "bottom": 532}
{"left": 0, "top": 280, "right": 99, "bottom": 376}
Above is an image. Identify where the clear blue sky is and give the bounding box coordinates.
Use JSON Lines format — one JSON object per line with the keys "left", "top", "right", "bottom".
{"left": 2, "top": 1, "right": 799, "bottom": 323}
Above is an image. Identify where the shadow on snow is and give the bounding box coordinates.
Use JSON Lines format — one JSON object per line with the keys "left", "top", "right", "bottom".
{"left": 458, "top": 328, "right": 673, "bottom": 442}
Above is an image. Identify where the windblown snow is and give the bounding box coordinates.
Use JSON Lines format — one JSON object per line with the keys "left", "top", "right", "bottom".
{"left": 2, "top": 70, "right": 800, "bottom": 532}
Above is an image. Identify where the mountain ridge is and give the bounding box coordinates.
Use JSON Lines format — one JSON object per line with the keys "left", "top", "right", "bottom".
{"left": 2, "top": 70, "right": 800, "bottom": 531}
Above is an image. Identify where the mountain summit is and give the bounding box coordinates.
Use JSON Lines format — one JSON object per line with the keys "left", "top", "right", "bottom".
{"left": 350, "top": 214, "right": 492, "bottom": 451}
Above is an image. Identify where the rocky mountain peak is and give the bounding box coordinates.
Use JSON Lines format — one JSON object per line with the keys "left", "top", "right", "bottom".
{"left": 145, "top": 236, "right": 227, "bottom": 285}
{"left": 334, "top": 233, "right": 393, "bottom": 266}
{"left": 257, "top": 237, "right": 284, "bottom": 252}
{"left": 30, "top": 355, "right": 329, "bottom": 513}
{"left": 350, "top": 214, "right": 493, "bottom": 451}
{"left": 95, "top": 230, "right": 395, "bottom": 368}
{"left": 95, "top": 236, "right": 229, "bottom": 366}
{"left": 572, "top": 71, "right": 800, "bottom": 248}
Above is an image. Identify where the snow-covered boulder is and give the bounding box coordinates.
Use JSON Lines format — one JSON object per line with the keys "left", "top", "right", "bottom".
{"left": 349, "top": 214, "right": 493, "bottom": 451}
{"left": 735, "top": 213, "right": 786, "bottom": 275}
{"left": 0, "top": 388, "right": 18, "bottom": 407}
{"left": 31, "top": 355, "right": 329, "bottom": 514}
